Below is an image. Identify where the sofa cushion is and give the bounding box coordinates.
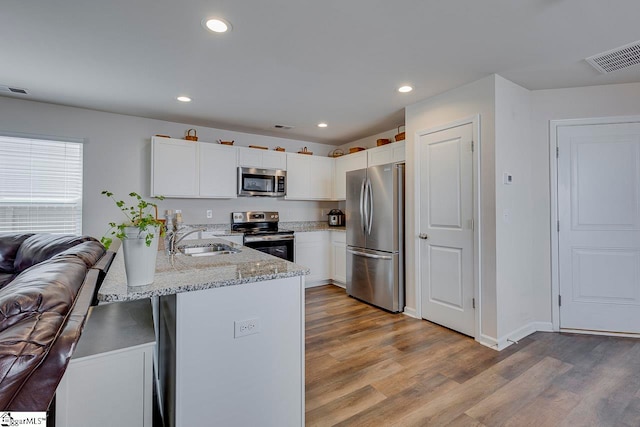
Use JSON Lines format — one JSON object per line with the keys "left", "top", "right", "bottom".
{"left": 0, "top": 234, "right": 34, "bottom": 273}
{"left": 13, "top": 235, "right": 98, "bottom": 273}
{"left": 0, "top": 273, "right": 15, "bottom": 289}
{"left": 0, "top": 256, "right": 87, "bottom": 333}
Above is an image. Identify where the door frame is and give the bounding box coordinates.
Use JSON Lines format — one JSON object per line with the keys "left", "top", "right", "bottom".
{"left": 549, "top": 115, "right": 640, "bottom": 332}
{"left": 414, "top": 114, "right": 481, "bottom": 341}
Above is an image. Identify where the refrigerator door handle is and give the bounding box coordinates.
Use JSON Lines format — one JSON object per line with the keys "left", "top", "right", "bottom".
{"left": 359, "top": 178, "right": 366, "bottom": 235}
{"left": 366, "top": 178, "right": 373, "bottom": 235}
{"left": 347, "top": 248, "right": 393, "bottom": 260}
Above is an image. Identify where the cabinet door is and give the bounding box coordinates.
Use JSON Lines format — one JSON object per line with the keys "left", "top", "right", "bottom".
{"left": 392, "top": 141, "right": 406, "bottom": 163}
{"left": 199, "top": 143, "right": 237, "bottom": 198}
{"left": 308, "top": 156, "right": 335, "bottom": 199}
{"left": 286, "top": 154, "right": 334, "bottom": 200}
{"left": 238, "top": 148, "right": 287, "bottom": 170}
{"left": 367, "top": 141, "right": 405, "bottom": 167}
{"left": 331, "top": 231, "right": 347, "bottom": 284}
{"left": 334, "top": 152, "right": 367, "bottom": 200}
{"left": 151, "top": 138, "right": 198, "bottom": 197}
{"left": 262, "top": 151, "right": 287, "bottom": 170}
{"left": 56, "top": 345, "right": 154, "bottom": 427}
{"left": 295, "top": 231, "right": 330, "bottom": 285}
{"left": 237, "top": 147, "right": 263, "bottom": 168}
{"left": 285, "top": 153, "right": 311, "bottom": 199}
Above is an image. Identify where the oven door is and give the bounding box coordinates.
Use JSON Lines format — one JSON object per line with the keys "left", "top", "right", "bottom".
{"left": 244, "top": 234, "right": 294, "bottom": 262}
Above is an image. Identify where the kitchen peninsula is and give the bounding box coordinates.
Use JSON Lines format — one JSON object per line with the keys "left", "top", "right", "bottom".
{"left": 98, "top": 238, "right": 308, "bottom": 427}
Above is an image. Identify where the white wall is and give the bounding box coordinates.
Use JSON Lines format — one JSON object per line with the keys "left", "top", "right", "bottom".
{"left": 405, "top": 75, "right": 497, "bottom": 340}
{"left": 0, "top": 97, "right": 338, "bottom": 238}
{"left": 494, "top": 76, "right": 534, "bottom": 341}
{"left": 530, "top": 82, "right": 640, "bottom": 325}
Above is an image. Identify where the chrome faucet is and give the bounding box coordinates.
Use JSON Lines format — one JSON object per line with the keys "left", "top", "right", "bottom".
{"left": 168, "top": 227, "right": 206, "bottom": 254}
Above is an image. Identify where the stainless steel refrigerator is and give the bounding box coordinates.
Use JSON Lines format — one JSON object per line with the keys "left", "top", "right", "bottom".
{"left": 346, "top": 162, "right": 405, "bottom": 312}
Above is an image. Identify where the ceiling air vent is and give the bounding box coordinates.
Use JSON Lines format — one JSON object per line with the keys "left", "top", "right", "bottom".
{"left": 274, "top": 124, "right": 294, "bottom": 130}
{"left": 586, "top": 40, "right": 640, "bottom": 73}
{"left": 0, "top": 85, "right": 28, "bottom": 94}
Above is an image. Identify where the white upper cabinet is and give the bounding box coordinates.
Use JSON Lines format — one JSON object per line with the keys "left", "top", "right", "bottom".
{"left": 151, "top": 137, "right": 199, "bottom": 197}
{"left": 286, "top": 153, "right": 334, "bottom": 200}
{"left": 151, "top": 137, "right": 237, "bottom": 199}
{"left": 199, "top": 142, "right": 237, "bottom": 198}
{"left": 333, "top": 151, "right": 367, "bottom": 200}
{"left": 238, "top": 147, "right": 287, "bottom": 170}
{"left": 367, "top": 141, "right": 406, "bottom": 167}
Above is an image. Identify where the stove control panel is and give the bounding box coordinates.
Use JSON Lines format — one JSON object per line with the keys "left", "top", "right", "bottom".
{"left": 231, "top": 211, "right": 279, "bottom": 224}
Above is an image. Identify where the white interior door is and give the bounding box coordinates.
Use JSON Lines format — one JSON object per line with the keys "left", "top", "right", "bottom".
{"left": 419, "top": 123, "right": 475, "bottom": 336}
{"left": 558, "top": 122, "right": 640, "bottom": 333}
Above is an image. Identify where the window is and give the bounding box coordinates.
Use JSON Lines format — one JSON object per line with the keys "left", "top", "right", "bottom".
{"left": 0, "top": 135, "right": 83, "bottom": 234}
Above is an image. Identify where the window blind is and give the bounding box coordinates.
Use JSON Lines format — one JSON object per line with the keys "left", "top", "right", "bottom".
{"left": 0, "top": 135, "right": 83, "bottom": 234}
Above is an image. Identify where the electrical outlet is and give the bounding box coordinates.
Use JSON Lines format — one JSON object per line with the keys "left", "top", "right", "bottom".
{"left": 206, "top": 209, "right": 213, "bottom": 219}
{"left": 234, "top": 318, "right": 260, "bottom": 338}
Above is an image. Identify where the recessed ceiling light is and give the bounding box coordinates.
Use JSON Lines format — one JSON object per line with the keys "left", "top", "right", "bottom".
{"left": 177, "top": 96, "right": 192, "bottom": 102}
{"left": 317, "top": 123, "right": 328, "bottom": 128}
{"left": 203, "top": 17, "right": 232, "bottom": 33}
{"left": 398, "top": 85, "right": 413, "bottom": 93}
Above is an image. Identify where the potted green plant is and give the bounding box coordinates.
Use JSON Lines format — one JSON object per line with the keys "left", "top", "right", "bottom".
{"left": 101, "top": 191, "right": 165, "bottom": 286}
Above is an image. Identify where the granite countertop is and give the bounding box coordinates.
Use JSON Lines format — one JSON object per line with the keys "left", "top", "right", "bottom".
{"left": 98, "top": 238, "right": 310, "bottom": 302}
{"left": 281, "top": 221, "right": 345, "bottom": 232}
{"left": 190, "top": 221, "right": 345, "bottom": 235}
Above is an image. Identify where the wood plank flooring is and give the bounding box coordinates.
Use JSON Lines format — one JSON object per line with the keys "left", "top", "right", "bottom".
{"left": 305, "top": 285, "right": 640, "bottom": 427}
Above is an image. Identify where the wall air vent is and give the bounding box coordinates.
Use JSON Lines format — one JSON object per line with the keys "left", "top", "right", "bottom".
{"left": 586, "top": 40, "right": 640, "bottom": 73}
{"left": 274, "top": 124, "right": 294, "bottom": 130}
{"left": 0, "top": 85, "right": 28, "bottom": 94}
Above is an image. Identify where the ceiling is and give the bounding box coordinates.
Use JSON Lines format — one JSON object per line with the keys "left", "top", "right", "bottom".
{"left": 2, "top": 1, "right": 640, "bottom": 146}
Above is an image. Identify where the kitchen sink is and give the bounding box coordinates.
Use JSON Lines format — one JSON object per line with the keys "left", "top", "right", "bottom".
{"left": 177, "top": 244, "right": 240, "bottom": 257}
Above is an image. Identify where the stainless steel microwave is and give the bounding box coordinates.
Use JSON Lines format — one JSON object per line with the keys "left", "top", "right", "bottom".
{"left": 237, "top": 167, "right": 286, "bottom": 197}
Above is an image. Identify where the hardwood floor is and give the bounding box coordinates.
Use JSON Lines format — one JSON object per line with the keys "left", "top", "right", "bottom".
{"left": 305, "top": 285, "right": 640, "bottom": 427}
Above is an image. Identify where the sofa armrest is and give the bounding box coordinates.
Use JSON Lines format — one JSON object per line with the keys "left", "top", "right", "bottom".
{"left": 90, "top": 251, "right": 116, "bottom": 306}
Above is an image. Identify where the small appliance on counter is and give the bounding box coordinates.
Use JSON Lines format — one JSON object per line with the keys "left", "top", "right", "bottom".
{"left": 327, "top": 209, "right": 345, "bottom": 227}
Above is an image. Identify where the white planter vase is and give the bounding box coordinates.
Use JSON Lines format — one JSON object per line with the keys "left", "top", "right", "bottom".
{"left": 121, "top": 226, "right": 159, "bottom": 287}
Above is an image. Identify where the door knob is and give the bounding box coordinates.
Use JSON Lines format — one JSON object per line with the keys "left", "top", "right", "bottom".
{"left": 419, "top": 233, "right": 428, "bottom": 239}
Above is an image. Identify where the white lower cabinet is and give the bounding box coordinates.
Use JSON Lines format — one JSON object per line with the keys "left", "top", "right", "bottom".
{"left": 56, "top": 300, "right": 155, "bottom": 427}
{"left": 330, "top": 231, "right": 347, "bottom": 285}
{"left": 295, "top": 231, "right": 331, "bottom": 286}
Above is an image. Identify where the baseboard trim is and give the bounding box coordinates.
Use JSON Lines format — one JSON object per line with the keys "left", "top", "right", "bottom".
{"left": 477, "top": 334, "right": 499, "bottom": 351}
{"left": 495, "top": 323, "right": 537, "bottom": 351}
{"left": 305, "top": 280, "right": 332, "bottom": 289}
{"left": 477, "top": 322, "right": 547, "bottom": 352}
{"left": 560, "top": 328, "right": 640, "bottom": 339}
{"left": 532, "top": 321, "right": 554, "bottom": 332}
{"left": 403, "top": 307, "right": 418, "bottom": 319}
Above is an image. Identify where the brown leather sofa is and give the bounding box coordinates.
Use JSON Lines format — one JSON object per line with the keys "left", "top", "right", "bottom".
{"left": 0, "top": 233, "right": 111, "bottom": 411}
